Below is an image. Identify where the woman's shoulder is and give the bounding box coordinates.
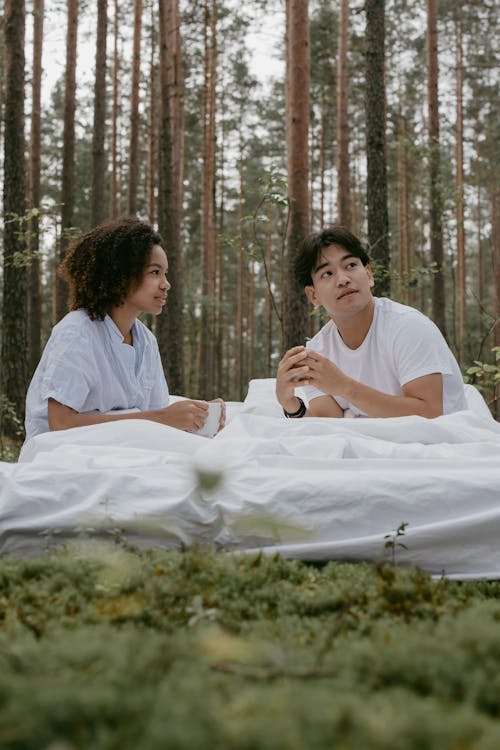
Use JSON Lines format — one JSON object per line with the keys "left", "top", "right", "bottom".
{"left": 49, "top": 309, "right": 100, "bottom": 347}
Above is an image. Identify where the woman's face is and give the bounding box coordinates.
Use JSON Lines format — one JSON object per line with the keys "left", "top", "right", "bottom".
{"left": 124, "top": 245, "right": 171, "bottom": 316}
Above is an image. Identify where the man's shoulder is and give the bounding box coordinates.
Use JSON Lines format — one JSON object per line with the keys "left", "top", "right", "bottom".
{"left": 375, "top": 297, "right": 431, "bottom": 329}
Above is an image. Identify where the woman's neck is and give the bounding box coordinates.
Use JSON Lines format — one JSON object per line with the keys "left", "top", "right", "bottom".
{"left": 109, "top": 306, "right": 136, "bottom": 345}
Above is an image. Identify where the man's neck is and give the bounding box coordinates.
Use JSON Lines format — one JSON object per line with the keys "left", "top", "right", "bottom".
{"left": 332, "top": 298, "right": 375, "bottom": 349}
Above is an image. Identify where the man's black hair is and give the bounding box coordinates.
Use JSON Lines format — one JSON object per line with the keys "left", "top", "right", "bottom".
{"left": 294, "top": 225, "right": 370, "bottom": 287}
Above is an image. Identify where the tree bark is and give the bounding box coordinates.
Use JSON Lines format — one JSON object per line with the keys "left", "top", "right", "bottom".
{"left": 91, "top": 0, "right": 108, "bottom": 227}
{"left": 426, "top": 0, "right": 446, "bottom": 335}
{"left": 157, "top": 0, "right": 184, "bottom": 395}
{"left": 284, "top": 0, "right": 310, "bottom": 350}
{"left": 27, "top": 0, "right": 44, "bottom": 377}
{"left": 147, "top": 2, "right": 157, "bottom": 225}
{"left": 198, "top": 0, "right": 217, "bottom": 396}
{"left": 2, "top": 0, "right": 28, "bottom": 432}
{"left": 110, "top": 0, "right": 119, "bottom": 218}
{"left": 337, "top": 0, "right": 351, "bottom": 227}
{"left": 55, "top": 0, "right": 78, "bottom": 321}
{"left": 397, "top": 112, "right": 409, "bottom": 304}
{"left": 455, "top": 10, "right": 465, "bottom": 362}
{"left": 365, "top": 0, "right": 390, "bottom": 296}
{"left": 128, "top": 0, "right": 143, "bottom": 215}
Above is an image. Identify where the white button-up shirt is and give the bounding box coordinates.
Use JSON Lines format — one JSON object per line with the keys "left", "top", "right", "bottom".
{"left": 25, "top": 309, "right": 169, "bottom": 440}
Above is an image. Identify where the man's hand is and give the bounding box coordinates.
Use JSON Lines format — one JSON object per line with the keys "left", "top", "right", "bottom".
{"left": 276, "top": 346, "right": 311, "bottom": 412}
{"left": 303, "top": 350, "right": 351, "bottom": 397}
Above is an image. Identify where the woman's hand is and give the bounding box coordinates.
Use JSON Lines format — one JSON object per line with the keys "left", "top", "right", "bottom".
{"left": 210, "top": 397, "right": 226, "bottom": 432}
{"left": 157, "top": 400, "right": 209, "bottom": 432}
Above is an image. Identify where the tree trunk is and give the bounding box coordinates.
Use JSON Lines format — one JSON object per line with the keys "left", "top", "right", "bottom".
{"left": 284, "top": 0, "right": 310, "bottom": 350}
{"left": 156, "top": 0, "right": 184, "bottom": 395}
{"left": 493, "top": 186, "right": 500, "bottom": 420}
{"left": 198, "top": 0, "right": 217, "bottom": 396}
{"left": 1, "top": 0, "right": 28, "bottom": 433}
{"left": 91, "top": 0, "right": 108, "bottom": 227}
{"left": 337, "top": 0, "right": 351, "bottom": 226}
{"left": 147, "top": 4, "right": 157, "bottom": 225}
{"left": 55, "top": 0, "right": 78, "bottom": 321}
{"left": 27, "top": 0, "right": 44, "bottom": 377}
{"left": 110, "top": 0, "right": 119, "bottom": 218}
{"left": 128, "top": 0, "right": 143, "bottom": 215}
{"left": 455, "top": 10, "right": 465, "bottom": 362}
{"left": 397, "top": 112, "right": 409, "bottom": 304}
{"left": 494, "top": 187, "right": 500, "bottom": 351}
{"left": 426, "top": 0, "right": 446, "bottom": 335}
{"left": 365, "top": 0, "right": 390, "bottom": 296}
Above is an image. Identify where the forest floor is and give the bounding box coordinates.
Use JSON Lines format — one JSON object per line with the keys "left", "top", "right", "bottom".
{"left": 1, "top": 544, "right": 500, "bottom": 748}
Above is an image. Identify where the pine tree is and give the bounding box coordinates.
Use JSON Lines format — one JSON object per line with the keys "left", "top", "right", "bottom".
{"left": 91, "top": 0, "right": 108, "bottom": 227}
{"left": 1, "top": 0, "right": 28, "bottom": 432}
{"left": 284, "top": 0, "right": 310, "bottom": 349}
{"left": 365, "top": 0, "right": 390, "bottom": 295}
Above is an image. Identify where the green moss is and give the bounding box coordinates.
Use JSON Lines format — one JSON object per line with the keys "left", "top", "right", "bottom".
{"left": 0, "top": 545, "right": 499, "bottom": 748}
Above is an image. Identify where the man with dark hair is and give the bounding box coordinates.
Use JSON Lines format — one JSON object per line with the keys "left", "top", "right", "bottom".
{"left": 276, "top": 225, "right": 467, "bottom": 419}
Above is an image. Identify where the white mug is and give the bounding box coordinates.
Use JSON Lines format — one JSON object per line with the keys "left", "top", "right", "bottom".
{"left": 196, "top": 401, "right": 222, "bottom": 438}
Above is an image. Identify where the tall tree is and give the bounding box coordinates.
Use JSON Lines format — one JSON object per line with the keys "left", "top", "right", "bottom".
{"left": 365, "top": 0, "right": 390, "bottom": 295}
{"left": 27, "top": 0, "right": 44, "bottom": 376}
{"left": 55, "top": 0, "right": 79, "bottom": 321}
{"left": 397, "top": 110, "right": 410, "bottom": 304}
{"left": 454, "top": 8, "right": 465, "bottom": 362}
{"left": 1, "top": 0, "right": 28, "bottom": 432}
{"left": 336, "top": 0, "right": 351, "bottom": 226}
{"left": 110, "top": 0, "right": 119, "bottom": 218}
{"left": 426, "top": 0, "right": 446, "bottom": 335}
{"left": 91, "top": 0, "right": 108, "bottom": 227}
{"left": 283, "top": 0, "right": 310, "bottom": 349}
{"left": 156, "top": 0, "right": 184, "bottom": 395}
{"left": 494, "top": 187, "right": 500, "bottom": 353}
{"left": 198, "top": 0, "right": 218, "bottom": 395}
{"left": 128, "top": 0, "right": 142, "bottom": 215}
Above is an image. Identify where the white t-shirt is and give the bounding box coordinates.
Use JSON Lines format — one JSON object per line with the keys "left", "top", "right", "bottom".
{"left": 301, "top": 297, "right": 467, "bottom": 417}
{"left": 25, "top": 309, "right": 170, "bottom": 440}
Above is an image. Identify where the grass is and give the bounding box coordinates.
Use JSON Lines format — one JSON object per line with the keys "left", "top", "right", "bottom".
{"left": 1, "top": 543, "right": 500, "bottom": 748}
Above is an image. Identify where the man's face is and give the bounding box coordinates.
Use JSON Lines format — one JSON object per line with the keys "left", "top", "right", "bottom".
{"left": 304, "top": 244, "right": 374, "bottom": 321}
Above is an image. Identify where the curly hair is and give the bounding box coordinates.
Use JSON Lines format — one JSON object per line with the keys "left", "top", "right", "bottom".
{"left": 59, "top": 217, "right": 164, "bottom": 320}
{"left": 294, "top": 225, "right": 370, "bottom": 288}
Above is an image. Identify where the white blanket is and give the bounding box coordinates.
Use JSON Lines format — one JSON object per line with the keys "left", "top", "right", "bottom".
{"left": 1, "top": 381, "right": 499, "bottom": 579}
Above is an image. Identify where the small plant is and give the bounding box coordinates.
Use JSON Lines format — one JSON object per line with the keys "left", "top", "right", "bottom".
{"left": 465, "top": 346, "right": 500, "bottom": 414}
{"left": 0, "top": 394, "right": 24, "bottom": 461}
{"left": 384, "top": 521, "right": 409, "bottom": 567}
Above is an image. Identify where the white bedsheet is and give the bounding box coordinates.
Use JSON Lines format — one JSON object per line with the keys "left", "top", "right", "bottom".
{"left": 1, "top": 381, "right": 499, "bottom": 579}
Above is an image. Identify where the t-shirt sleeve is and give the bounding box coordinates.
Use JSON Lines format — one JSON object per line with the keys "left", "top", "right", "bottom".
{"left": 39, "top": 326, "right": 95, "bottom": 412}
{"left": 391, "top": 313, "right": 455, "bottom": 386}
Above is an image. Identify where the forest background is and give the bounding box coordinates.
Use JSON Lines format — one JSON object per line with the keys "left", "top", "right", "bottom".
{"left": 0, "top": 0, "right": 499, "bottom": 443}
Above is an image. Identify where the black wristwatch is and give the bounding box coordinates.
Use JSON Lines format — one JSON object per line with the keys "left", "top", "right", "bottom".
{"left": 283, "top": 397, "right": 306, "bottom": 418}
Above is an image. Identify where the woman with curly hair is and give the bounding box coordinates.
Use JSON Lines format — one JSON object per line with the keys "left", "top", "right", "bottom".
{"left": 25, "top": 216, "right": 223, "bottom": 440}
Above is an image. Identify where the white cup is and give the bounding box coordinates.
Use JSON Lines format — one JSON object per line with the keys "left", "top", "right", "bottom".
{"left": 196, "top": 401, "right": 222, "bottom": 438}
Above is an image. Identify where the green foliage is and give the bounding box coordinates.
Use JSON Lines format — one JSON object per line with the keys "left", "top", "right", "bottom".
{"left": 0, "top": 394, "right": 23, "bottom": 461}
{"left": 1, "top": 545, "right": 500, "bottom": 747}
{"left": 465, "top": 346, "right": 500, "bottom": 411}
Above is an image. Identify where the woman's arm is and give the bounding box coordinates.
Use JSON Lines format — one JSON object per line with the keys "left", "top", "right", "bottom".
{"left": 48, "top": 398, "right": 211, "bottom": 433}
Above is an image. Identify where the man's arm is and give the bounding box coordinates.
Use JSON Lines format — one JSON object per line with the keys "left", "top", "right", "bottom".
{"left": 306, "top": 395, "right": 344, "bottom": 418}
{"left": 276, "top": 346, "right": 344, "bottom": 418}
{"left": 304, "top": 351, "right": 444, "bottom": 418}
